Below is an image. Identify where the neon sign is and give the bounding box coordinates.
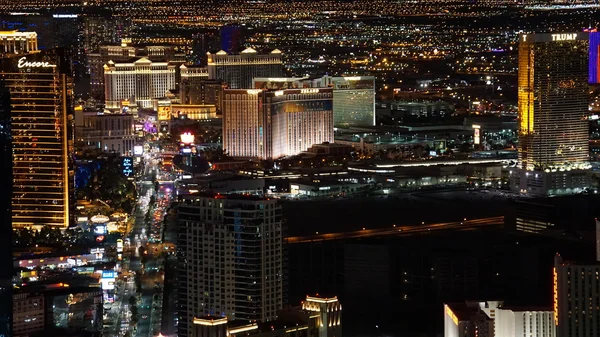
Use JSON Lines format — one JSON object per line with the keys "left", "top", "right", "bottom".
{"left": 551, "top": 33, "right": 577, "bottom": 41}
{"left": 122, "top": 157, "right": 133, "bottom": 177}
{"left": 445, "top": 306, "right": 458, "bottom": 325}
{"left": 554, "top": 268, "right": 558, "bottom": 325}
{"left": 17, "top": 57, "right": 55, "bottom": 68}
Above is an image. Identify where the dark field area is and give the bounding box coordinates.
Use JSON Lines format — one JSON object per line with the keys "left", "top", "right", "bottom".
{"left": 284, "top": 191, "right": 600, "bottom": 337}
{"left": 282, "top": 190, "right": 514, "bottom": 237}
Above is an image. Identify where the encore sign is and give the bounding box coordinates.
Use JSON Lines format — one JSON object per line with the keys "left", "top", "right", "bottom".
{"left": 17, "top": 57, "right": 56, "bottom": 68}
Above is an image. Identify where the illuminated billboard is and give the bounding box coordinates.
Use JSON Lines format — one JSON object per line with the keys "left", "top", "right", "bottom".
{"left": 94, "top": 225, "right": 106, "bottom": 235}
{"left": 473, "top": 124, "right": 481, "bottom": 145}
{"left": 180, "top": 132, "right": 195, "bottom": 144}
{"left": 158, "top": 106, "right": 172, "bottom": 121}
{"left": 91, "top": 215, "right": 109, "bottom": 225}
{"left": 133, "top": 145, "right": 144, "bottom": 156}
{"left": 101, "top": 270, "right": 116, "bottom": 290}
{"left": 122, "top": 157, "right": 133, "bottom": 177}
{"left": 590, "top": 31, "right": 600, "bottom": 84}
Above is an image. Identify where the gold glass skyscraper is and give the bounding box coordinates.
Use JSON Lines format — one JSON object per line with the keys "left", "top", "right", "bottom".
{"left": 511, "top": 32, "right": 591, "bottom": 195}
{"left": 1, "top": 52, "right": 73, "bottom": 229}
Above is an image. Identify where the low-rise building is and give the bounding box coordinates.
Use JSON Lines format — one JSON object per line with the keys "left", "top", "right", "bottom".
{"left": 13, "top": 285, "right": 103, "bottom": 337}
{"left": 290, "top": 178, "right": 367, "bottom": 198}
{"left": 176, "top": 174, "right": 265, "bottom": 195}
{"left": 444, "top": 301, "right": 555, "bottom": 337}
{"left": 305, "top": 143, "right": 353, "bottom": 157}
{"left": 394, "top": 174, "right": 467, "bottom": 188}
{"left": 13, "top": 293, "right": 45, "bottom": 337}
{"left": 495, "top": 306, "right": 555, "bottom": 337}
{"left": 192, "top": 295, "right": 341, "bottom": 337}
{"left": 75, "top": 110, "right": 136, "bottom": 155}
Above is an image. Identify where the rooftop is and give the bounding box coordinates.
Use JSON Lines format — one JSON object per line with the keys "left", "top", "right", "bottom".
{"left": 180, "top": 192, "right": 277, "bottom": 202}
{"left": 0, "top": 30, "right": 36, "bottom": 37}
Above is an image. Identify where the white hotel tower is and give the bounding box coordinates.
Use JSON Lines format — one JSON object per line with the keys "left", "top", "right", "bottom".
{"left": 103, "top": 57, "right": 176, "bottom": 109}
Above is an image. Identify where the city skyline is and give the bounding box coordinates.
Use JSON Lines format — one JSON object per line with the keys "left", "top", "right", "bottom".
{"left": 2, "top": 2, "right": 600, "bottom": 337}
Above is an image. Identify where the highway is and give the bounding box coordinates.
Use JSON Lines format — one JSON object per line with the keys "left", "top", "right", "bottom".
{"left": 286, "top": 216, "right": 504, "bottom": 244}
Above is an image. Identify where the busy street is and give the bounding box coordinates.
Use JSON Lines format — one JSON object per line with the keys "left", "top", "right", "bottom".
{"left": 103, "top": 145, "right": 176, "bottom": 337}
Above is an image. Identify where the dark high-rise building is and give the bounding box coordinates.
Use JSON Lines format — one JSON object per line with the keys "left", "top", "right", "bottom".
{"left": 554, "top": 254, "right": 600, "bottom": 337}
{"left": 510, "top": 32, "right": 591, "bottom": 196}
{"left": 1, "top": 51, "right": 74, "bottom": 229}
{"left": 220, "top": 25, "right": 244, "bottom": 54}
{"left": 0, "top": 79, "right": 12, "bottom": 337}
{"left": 191, "top": 31, "right": 220, "bottom": 66}
{"left": 177, "top": 194, "right": 284, "bottom": 337}
{"left": 207, "top": 49, "right": 283, "bottom": 89}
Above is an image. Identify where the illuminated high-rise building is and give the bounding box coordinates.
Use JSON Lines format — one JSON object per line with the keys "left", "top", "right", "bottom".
{"left": 179, "top": 65, "right": 224, "bottom": 112}
{"left": 0, "top": 80, "right": 12, "bottom": 337}
{"left": 223, "top": 86, "right": 334, "bottom": 160}
{"left": 1, "top": 51, "right": 73, "bottom": 229}
{"left": 88, "top": 43, "right": 184, "bottom": 101}
{"left": 510, "top": 32, "right": 591, "bottom": 195}
{"left": 104, "top": 57, "right": 176, "bottom": 109}
{"left": 315, "top": 76, "right": 376, "bottom": 127}
{"left": 207, "top": 48, "right": 283, "bottom": 89}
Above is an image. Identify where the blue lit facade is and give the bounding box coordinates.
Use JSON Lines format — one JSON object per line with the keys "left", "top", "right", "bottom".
{"left": 590, "top": 31, "right": 600, "bottom": 84}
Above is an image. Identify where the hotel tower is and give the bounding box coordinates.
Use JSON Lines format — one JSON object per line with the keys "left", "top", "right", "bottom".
{"left": 510, "top": 32, "right": 591, "bottom": 195}
{"left": 1, "top": 51, "right": 73, "bottom": 229}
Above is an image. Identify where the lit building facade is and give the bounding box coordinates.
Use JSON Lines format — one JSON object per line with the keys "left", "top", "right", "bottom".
{"left": 318, "top": 76, "right": 375, "bottom": 127}
{"left": 444, "top": 302, "right": 496, "bottom": 337}
{"left": 180, "top": 65, "right": 223, "bottom": 112}
{"left": 82, "top": 17, "right": 127, "bottom": 56}
{"left": 0, "top": 31, "right": 38, "bottom": 56}
{"left": 554, "top": 254, "right": 600, "bottom": 337}
{"left": 75, "top": 110, "right": 135, "bottom": 155}
{"left": 223, "top": 88, "right": 333, "bottom": 160}
{"left": 177, "top": 194, "right": 284, "bottom": 337}
{"left": 444, "top": 301, "right": 555, "bottom": 337}
{"left": 1, "top": 51, "right": 73, "bottom": 229}
{"left": 88, "top": 44, "right": 135, "bottom": 100}
{"left": 207, "top": 48, "right": 283, "bottom": 89}
{"left": 271, "top": 88, "right": 334, "bottom": 158}
{"left": 88, "top": 43, "right": 184, "bottom": 101}
{"left": 302, "top": 296, "right": 342, "bottom": 337}
{"left": 511, "top": 32, "right": 591, "bottom": 195}
{"left": 495, "top": 307, "right": 555, "bottom": 337}
{"left": 104, "top": 57, "right": 176, "bottom": 109}
{"left": 13, "top": 293, "right": 45, "bottom": 336}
